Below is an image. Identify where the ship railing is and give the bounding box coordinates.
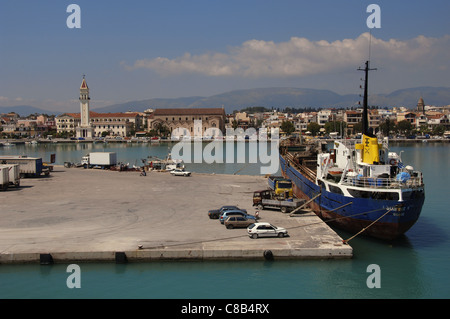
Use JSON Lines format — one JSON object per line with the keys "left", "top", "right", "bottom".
{"left": 339, "top": 139, "right": 357, "bottom": 146}
{"left": 340, "top": 175, "right": 423, "bottom": 189}
{"left": 285, "top": 152, "right": 317, "bottom": 181}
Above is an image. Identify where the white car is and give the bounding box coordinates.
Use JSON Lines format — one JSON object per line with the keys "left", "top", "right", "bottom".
{"left": 247, "top": 222, "right": 288, "bottom": 239}
{"left": 170, "top": 169, "right": 191, "bottom": 177}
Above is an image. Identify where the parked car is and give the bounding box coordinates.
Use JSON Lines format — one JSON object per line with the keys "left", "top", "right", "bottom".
{"left": 247, "top": 222, "right": 288, "bottom": 239}
{"left": 220, "top": 210, "right": 256, "bottom": 224}
{"left": 170, "top": 169, "right": 191, "bottom": 176}
{"left": 208, "top": 206, "right": 247, "bottom": 219}
{"left": 224, "top": 216, "right": 254, "bottom": 229}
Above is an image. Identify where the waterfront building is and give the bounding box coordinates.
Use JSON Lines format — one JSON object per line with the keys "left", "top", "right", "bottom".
{"left": 56, "top": 111, "right": 140, "bottom": 137}
{"left": 368, "top": 109, "right": 381, "bottom": 132}
{"left": 148, "top": 108, "right": 226, "bottom": 136}
{"left": 396, "top": 112, "right": 417, "bottom": 125}
{"left": 90, "top": 112, "right": 140, "bottom": 137}
{"left": 232, "top": 111, "right": 253, "bottom": 130}
{"left": 344, "top": 110, "right": 362, "bottom": 134}
{"left": 317, "top": 109, "right": 331, "bottom": 126}
{"left": 427, "top": 113, "right": 450, "bottom": 130}
{"left": 56, "top": 113, "right": 80, "bottom": 135}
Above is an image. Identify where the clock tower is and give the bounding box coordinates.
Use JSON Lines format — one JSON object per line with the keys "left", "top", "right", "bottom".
{"left": 76, "top": 76, "right": 94, "bottom": 138}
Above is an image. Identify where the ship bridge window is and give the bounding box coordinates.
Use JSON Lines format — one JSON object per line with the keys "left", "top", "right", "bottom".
{"left": 347, "top": 189, "right": 399, "bottom": 200}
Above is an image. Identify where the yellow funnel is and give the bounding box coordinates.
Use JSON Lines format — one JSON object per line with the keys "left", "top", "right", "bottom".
{"left": 356, "top": 134, "right": 381, "bottom": 164}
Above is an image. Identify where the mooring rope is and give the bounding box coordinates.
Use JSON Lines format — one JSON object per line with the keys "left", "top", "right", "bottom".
{"left": 342, "top": 208, "right": 394, "bottom": 244}
{"left": 140, "top": 207, "right": 392, "bottom": 249}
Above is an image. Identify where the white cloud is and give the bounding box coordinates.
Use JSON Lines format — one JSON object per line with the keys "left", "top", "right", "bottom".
{"left": 125, "top": 33, "right": 450, "bottom": 78}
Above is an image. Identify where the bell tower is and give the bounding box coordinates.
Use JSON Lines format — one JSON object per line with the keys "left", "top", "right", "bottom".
{"left": 417, "top": 97, "right": 425, "bottom": 115}
{"left": 76, "top": 75, "right": 94, "bottom": 138}
{"left": 80, "top": 76, "right": 90, "bottom": 126}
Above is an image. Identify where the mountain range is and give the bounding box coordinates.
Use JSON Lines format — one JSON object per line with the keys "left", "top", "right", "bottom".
{"left": 1, "top": 86, "right": 449, "bottom": 116}
{"left": 92, "top": 86, "right": 450, "bottom": 114}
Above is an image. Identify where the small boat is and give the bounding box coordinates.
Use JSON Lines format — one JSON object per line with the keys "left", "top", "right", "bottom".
{"left": 146, "top": 153, "right": 185, "bottom": 171}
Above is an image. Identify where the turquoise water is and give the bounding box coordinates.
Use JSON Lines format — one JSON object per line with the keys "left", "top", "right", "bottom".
{"left": 0, "top": 141, "right": 280, "bottom": 176}
{"left": 0, "top": 141, "right": 449, "bottom": 299}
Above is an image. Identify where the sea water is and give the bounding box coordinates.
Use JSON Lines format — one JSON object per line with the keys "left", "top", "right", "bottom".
{"left": 0, "top": 141, "right": 449, "bottom": 299}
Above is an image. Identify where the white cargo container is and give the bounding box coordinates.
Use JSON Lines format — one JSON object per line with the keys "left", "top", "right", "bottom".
{"left": 0, "top": 156, "right": 47, "bottom": 177}
{"left": 0, "top": 166, "right": 9, "bottom": 190}
{"left": 0, "top": 164, "right": 20, "bottom": 187}
{"left": 82, "top": 152, "right": 117, "bottom": 169}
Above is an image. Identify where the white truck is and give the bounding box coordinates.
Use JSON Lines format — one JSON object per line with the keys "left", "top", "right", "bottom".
{"left": 81, "top": 152, "right": 117, "bottom": 169}
{"left": 0, "top": 166, "right": 9, "bottom": 190}
{"left": 0, "top": 164, "right": 20, "bottom": 188}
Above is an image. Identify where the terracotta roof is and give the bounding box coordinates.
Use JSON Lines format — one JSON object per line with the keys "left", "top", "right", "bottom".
{"left": 153, "top": 108, "right": 225, "bottom": 116}
{"left": 427, "top": 114, "right": 446, "bottom": 119}
{"left": 90, "top": 112, "right": 139, "bottom": 118}
{"left": 57, "top": 112, "right": 139, "bottom": 118}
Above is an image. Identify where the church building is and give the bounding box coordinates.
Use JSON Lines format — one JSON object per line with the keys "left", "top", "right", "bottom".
{"left": 56, "top": 77, "right": 143, "bottom": 138}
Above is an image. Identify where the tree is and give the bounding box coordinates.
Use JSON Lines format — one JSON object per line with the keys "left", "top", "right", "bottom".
{"left": 155, "top": 122, "right": 170, "bottom": 137}
{"left": 280, "top": 120, "right": 295, "bottom": 135}
{"left": 397, "top": 120, "right": 413, "bottom": 135}
{"left": 379, "top": 118, "right": 396, "bottom": 136}
{"left": 307, "top": 122, "right": 321, "bottom": 136}
{"left": 419, "top": 124, "right": 430, "bottom": 135}
{"left": 352, "top": 122, "right": 363, "bottom": 134}
{"left": 432, "top": 125, "right": 446, "bottom": 136}
{"left": 324, "top": 121, "right": 347, "bottom": 136}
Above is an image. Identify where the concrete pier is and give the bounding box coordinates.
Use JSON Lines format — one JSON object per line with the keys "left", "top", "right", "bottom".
{"left": 0, "top": 167, "right": 352, "bottom": 264}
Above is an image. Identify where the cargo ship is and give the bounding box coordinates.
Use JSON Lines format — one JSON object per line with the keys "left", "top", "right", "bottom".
{"left": 279, "top": 61, "right": 425, "bottom": 240}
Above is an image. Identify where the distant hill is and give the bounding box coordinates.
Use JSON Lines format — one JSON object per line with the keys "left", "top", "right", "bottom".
{"left": 93, "top": 86, "right": 450, "bottom": 114}
{"left": 0, "top": 105, "right": 62, "bottom": 117}
{"left": 2, "top": 87, "right": 449, "bottom": 117}
{"left": 94, "top": 96, "right": 204, "bottom": 114}
{"left": 369, "top": 87, "right": 450, "bottom": 109}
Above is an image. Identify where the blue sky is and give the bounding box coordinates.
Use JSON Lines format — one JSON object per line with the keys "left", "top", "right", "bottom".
{"left": 1, "top": 0, "right": 449, "bottom": 112}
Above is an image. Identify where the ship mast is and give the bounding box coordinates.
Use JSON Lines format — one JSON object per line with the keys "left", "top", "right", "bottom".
{"left": 358, "top": 61, "right": 377, "bottom": 137}
{"left": 356, "top": 60, "right": 380, "bottom": 165}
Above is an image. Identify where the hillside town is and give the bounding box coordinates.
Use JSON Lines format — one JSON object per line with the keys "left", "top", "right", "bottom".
{"left": 1, "top": 78, "right": 450, "bottom": 140}
{"left": 2, "top": 100, "right": 450, "bottom": 141}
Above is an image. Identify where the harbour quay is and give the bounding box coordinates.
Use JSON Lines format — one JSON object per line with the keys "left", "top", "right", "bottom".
{"left": 0, "top": 167, "right": 352, "bottom": 264}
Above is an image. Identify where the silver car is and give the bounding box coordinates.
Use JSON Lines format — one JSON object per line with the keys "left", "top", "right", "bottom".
{"left": 224, "top": 216, "right": 254, "bottom": 229}
{"left": 170, "top": 169, "right": 191, "bottom": 176}
{"left": 247, "top": 222, "right": 288, "bottom": 239}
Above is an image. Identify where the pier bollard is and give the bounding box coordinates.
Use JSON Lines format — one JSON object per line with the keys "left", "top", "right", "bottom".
{"left": 40, "top": 253, "right": 54, "bottom": 265}
{"left": 115, "top": 252, "right": 128, "bottom": 264}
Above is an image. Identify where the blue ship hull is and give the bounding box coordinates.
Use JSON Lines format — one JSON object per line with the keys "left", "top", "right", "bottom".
{"left": 280, "top": 155, "right": 425, "bottom": 240}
